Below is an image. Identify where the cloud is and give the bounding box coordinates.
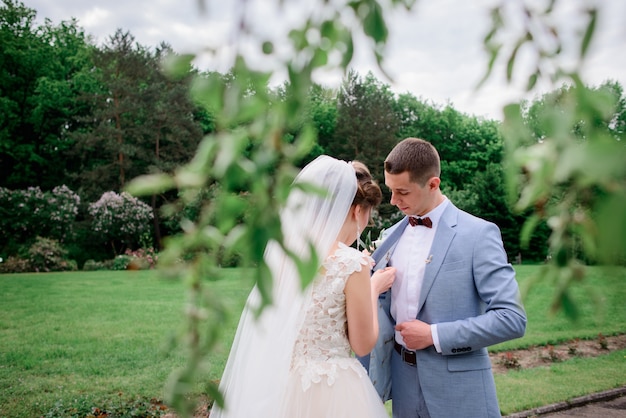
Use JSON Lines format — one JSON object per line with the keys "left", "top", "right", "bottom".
{"left": 26, "top": 0, "right": 626, "bottom": 120}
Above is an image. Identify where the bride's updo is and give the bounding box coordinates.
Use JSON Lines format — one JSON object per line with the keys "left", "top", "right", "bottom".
{"left": 351, "top": 161, "right": 382, "bottom": 209}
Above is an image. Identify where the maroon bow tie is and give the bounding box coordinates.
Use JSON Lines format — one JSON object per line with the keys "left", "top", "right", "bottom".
{"left": 409, "top": 216, "right": 432, "bottom": 228}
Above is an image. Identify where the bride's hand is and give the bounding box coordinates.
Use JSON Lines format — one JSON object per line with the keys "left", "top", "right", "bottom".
{"left": 371, "top": 267, "right": 396, "bottom": 295}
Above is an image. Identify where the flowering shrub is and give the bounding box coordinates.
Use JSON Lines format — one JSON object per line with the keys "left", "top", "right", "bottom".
{"left": 88, "top": 192, "right": 154, "bottom": 254}
{"left": 109, "top": 248, "right": 159, "bottom": 271}
{"left": 0, "top": 186, "right": 80, "bottom": 255}
{"left": 28, "top": 237, "right": 77, "bottom": 272}
{"left": 0, "top": 187, "right": 45, "bottom": 250}
{"left": 112, "top": 254, "right": 133, "bottom": 270}
{"left": 47, "top": 185, "right": 81, "bottom": 240}
{"left": 125, "top": 247, "right": 158, "bottom": 270}
{"left": 0, "top": 256, "right": 31, "bottom": 273}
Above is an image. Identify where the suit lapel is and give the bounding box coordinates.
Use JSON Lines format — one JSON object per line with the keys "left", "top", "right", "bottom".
{"left": 417, "top": 204, "right": 458, "bottom": 315}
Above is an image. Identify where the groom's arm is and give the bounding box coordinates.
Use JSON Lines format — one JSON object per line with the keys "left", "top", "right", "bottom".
{"left": 435, "top": 221, "right": 527, "bottom": 354}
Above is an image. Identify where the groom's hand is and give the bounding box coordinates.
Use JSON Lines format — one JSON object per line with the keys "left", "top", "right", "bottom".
{"left": 395, "top": 320, "right": 433, "bottom": 350}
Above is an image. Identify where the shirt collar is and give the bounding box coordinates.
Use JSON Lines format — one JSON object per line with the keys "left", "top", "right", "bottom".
{"left": 419, "top": 196, "right": 448, "bottom": 228}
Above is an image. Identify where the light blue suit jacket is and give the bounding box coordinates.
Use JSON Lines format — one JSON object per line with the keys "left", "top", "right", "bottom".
{"left": 359, "top": 202, "right": 527, "bottom": 417}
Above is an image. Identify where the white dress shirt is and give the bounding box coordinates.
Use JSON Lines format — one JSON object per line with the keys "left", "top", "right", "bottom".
{"left": 390, "top": 198, "right": 449, "bottom": 351}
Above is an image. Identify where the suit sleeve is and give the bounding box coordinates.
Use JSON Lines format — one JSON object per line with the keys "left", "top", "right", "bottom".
{"left": 435, "top": 221, "right": 527, "bottom": 355}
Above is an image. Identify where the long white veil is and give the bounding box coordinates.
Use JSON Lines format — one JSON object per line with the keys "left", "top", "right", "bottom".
{"left": 211, "top": 155, "right": 357, "bottom": 417}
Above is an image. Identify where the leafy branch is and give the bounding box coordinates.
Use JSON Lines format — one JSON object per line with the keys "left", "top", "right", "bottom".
{"left": 126, "top": 0, "right": 417, "bottom": 415}
{"left": 482, "top": 0, "right": 626, "bottom": 316}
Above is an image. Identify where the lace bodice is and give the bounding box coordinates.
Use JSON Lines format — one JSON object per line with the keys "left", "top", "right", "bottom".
{"left": 290, "top": 243, "right": 372, "bottom": 390}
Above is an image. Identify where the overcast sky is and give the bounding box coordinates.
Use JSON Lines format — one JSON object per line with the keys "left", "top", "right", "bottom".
{"left": 25, "top": 0, "right": 626, "bottom": 120}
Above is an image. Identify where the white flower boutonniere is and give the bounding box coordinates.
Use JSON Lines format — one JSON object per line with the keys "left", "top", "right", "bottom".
{"left": 364, "top": 229, "right": 386, "bottom": 252}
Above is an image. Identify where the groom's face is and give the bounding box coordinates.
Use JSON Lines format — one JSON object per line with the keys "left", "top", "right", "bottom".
{"left": 384, "top": 170, "right": 432, "bottom": 217}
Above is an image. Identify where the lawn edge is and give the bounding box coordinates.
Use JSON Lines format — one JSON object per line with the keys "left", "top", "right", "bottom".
{"left": 503, "top": 385, "right": 626, "bottom": 417}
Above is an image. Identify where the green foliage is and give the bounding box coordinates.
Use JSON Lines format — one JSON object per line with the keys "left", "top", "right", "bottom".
{"left": 112, "top": 255, "right": 133, "bottom": 270}
{"left": 0, "top": 185, "right": 80, "bottom": 256}
{"left": 68, "top": 30, "right": 204, "bottom": 202}
{"left": 484, "top": 1, "right": 626, "bottom": 315}
{"left": 501, "top": 81, "right": 626, "bottom": 311}
{"left": 393, "top": 95, "right": 505, "bottom": 190}
{"left": 82, "top": 259, "right": 114, "bottom": 271}
{"left": 332, "top": 70, "right": 399, "bottom": 179}
{"left": 0, "top": 236, "right": 78, "bottom": 274}
{"left": 0, "top": 0, "right": 95, "bottom": 190}
{"left": 454, "top": 163, "right": 550, "bottom": 262}
{"left": 42, "top": 395, "right": 169, "bottom": 418}
{"left": 109, "top": 248, "right": 159, "bottom": 271}
{"left": 306, "top": 83, "right": 339, "bottom": 156}
{"left": 65, "top": 219, "right": 113, "bottom": 268}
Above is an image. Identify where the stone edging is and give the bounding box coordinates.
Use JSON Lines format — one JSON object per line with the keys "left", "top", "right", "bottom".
{"left": 504, "top": 386, "right": 626, "bottom": 417}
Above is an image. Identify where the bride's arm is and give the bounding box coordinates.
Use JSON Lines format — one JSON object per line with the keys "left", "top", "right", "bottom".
{"left": 345, "top": 266, "right": 396, "bottom": 356}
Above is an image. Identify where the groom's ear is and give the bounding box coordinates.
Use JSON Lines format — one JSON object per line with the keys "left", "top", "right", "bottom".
{"left": 428, "top": 177, "right": 440, "bottom": 190}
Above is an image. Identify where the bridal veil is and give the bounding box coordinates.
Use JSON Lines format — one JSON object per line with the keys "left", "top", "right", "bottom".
{"left": 211, "top": 155, "right": 357, "bottom": 417}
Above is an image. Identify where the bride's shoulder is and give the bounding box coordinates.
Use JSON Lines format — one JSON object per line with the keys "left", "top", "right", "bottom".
{"left": 334, "top": 242, "right": 360, "bottom": 256}
{"left": 325, "top": 243, "right": 372, "bottom": 268}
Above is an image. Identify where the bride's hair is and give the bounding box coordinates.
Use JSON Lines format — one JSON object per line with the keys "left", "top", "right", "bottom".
{"left": 351, "top": 160, "right": 382, "bottom": 209}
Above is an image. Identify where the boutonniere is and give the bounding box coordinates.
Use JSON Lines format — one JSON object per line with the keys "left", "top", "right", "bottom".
{"left": 363, "top": 229, "right": 386, "bottom": 252}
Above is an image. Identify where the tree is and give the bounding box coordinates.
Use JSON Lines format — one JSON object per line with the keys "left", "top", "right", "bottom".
{"left": 69, "top": 30, "right": 155, "bottom": 200}
{"left": 457, "top": 162, "right": 550, "bottom": 263}
{"left": 306, "top": 83, "right": 339, "bottom": 158}
{"left": 70, "top": 31, "right": 203, "bottom": 201}
{"left": 332, "top": 70, "right": 399, "bottom": 181}
{"left": 0, "top": 0, "right": 93, "bottom": 190}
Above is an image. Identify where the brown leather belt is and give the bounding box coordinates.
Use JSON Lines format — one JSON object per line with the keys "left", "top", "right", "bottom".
{"left": 394, "top": 341, "right": 417, "bottom": 366}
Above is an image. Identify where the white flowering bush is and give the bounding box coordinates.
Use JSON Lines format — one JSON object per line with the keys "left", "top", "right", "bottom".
{"left": 28, "top": 236, "right": 78, "bottom": 272}
{"left": 48, "top": 185, "right": 81, "bottom": 239}
{"left": 0, "top": 186, "right": 80, "bottom": 256}
{"left": 88, "top": 191, "right": 154, "bottom": 253}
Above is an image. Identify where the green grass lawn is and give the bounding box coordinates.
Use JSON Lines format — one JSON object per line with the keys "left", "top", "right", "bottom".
{"left": 0, "top": 269, "right": 249, "bottom": 418}
{"left": 1, "top": 265, "right": 624, "bottom": 417}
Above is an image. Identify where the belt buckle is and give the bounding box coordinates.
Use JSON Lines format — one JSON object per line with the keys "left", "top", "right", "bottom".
{"left": 401, "top": 347, "right": 416, "bottom": 366}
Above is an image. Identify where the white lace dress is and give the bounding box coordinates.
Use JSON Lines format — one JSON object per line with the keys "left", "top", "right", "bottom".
{"left": 280, "top": 243, "right": 389, "bottom": 417}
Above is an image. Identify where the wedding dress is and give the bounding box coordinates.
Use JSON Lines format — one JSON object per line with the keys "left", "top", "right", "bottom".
{"left": 279, "top": 242, "right": 389, "bottom": 417}
{"left": 211, "top": 156, "right": 388, "bottom": 418}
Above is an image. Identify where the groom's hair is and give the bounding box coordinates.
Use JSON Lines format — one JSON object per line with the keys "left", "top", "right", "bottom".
{"left": 384, "top": 137, "right": 441, "bottom": 186}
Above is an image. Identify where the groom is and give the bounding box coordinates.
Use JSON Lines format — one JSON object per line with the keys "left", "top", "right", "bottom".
{"left": 360, "top": 138, "right": 527, "bottom": 418}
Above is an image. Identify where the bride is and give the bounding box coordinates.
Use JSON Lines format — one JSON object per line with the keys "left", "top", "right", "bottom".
{"left": 211, "top": 155, "right": 395, "bottom": 417}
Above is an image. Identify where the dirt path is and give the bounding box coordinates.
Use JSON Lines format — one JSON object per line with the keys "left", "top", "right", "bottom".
{"left": 490, "top": 333, "right": 626, "bottom": 374}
